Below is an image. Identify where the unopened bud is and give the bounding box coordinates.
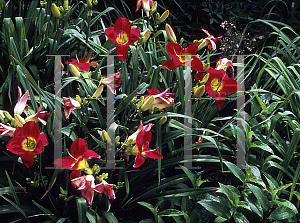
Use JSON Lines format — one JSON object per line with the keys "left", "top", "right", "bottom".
{"left": 165, "top": 24, "right": 177, "bottom": 43}
{"left": 158, "top": 10, "right": 169, "bottom": 23}
{"left": 102, "top": 130, "right": 111, "bottom": 144}
{"left": 150, "top": 1, "right": 157, "bottom": 15}
{"left": 63, "top": 0, "right": 68, "bottom": 10}
{"left": 155, "top": 13, "right": 160, "bottom": 23}
{"left": 11, "top": 118, "right": 17, "bottom": 128}
{"left": 69, "top": 64, "right": 81, "bottom": 77}
{"left": 157, "top": 116, "right": 167, "bottom": 125}
{"left": 0, "top": 110, "right": 5, "bottom": 121}
{"left": 51, "top": 3, "right": 61, "bottom": 19}
{"left": 84, "top": 168, "right": 93, "bottom": 175}
{"left": 180, "top": 37, "right": 184, "bottom": 45}
{"left": 92, "top": 85, "right": 104, "bottom": 98}
{"left": 193, "top": 85, "right": 206, "bottom": 97}
{"left": 197, "top": 40, "right": 206, "bottom": 51}
{"left": 75, "top": 95, "right": 82, "bottom": 103}
{"left": 138, "top": 29, "right": 151, "bottom": 44}
{"left": 3, "top": 111, "right": 13, "bottom": 121}
{"left": 140, "top": 96, "right": 155, "bottom": 112}
{"left": 86, "top": 0, "right": 93, "bottom": 7}
{"left": 203, "top": 64, "right": 210, "bottom": 72}
{"left": 14, "top": 114, "right": 25, "bottom": 127}
{"left": 93, "top": 164, "right": 100, "bottom": 174}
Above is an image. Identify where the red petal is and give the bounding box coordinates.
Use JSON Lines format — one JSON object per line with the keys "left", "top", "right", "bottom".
{"left": 161, "top": 59, "right": 181, "bottom": 70}
{"left": 194, "top": 72, "right": 205, "bottom": 82}
{"left": 94, "top": 181, "right": 115, "bottom": 200}
{"left": 70, "top": 138, "right": 88, "bottom": 159}
{"left": 105, "top": 27, "right": 118, "bottom": 45}
{"left": 215, "top": 99, "right": 225, "bottom": 109}
{"left": 81, "top": 187, "right": 94, "bottom": 206}
{"left": 84, "top": 51, "right": 94, "bottom": 63}
{"left": 128, "top": 28, "right": 141, "bottom": 45}
{"left": 143, "top": 150, "right": 163, "bottom": 159}
{"left": 114, "top": 17, "right": 131, "bottom": 38}
{"left": 184, "top": 42, "right": 200, "bottom": 55}
{"left": 166, "top": 42, "right": 183, "bottom": 59}
{"left": 6, "top": 136, "right": 27, "bottom": 155}
{"left": 20, "top": 121, "right": 40, "bottom": 140}
{"left": 84, "top": 150, "right": 101, "bottom": 159}
{"left": 70, "top": 169, "right": 81, "bottom": 180}
{"left": 38, "top": 133, "right": 49, "bottom": 147}
{"left": 147, "top": 88, "right": 161, "bottom": 95}
{"left": 133, "top": 152, "right": 144, "bottom": 168}
{"left": 191, "top": 57, "right": 204, "bottom": 72}
{"left": 76, "top": 63, "right": 90, "bottom": 72}
{"left": 116, "top": 45, "right": 128, "bottom": 62}
{"left": 53, "top": 157, "right": 75, "bottom": 169}
{"left": 220, "top": 77, "right": 242, "bottom": 95}
{"left": 20, "top": 153, "right": 35, "bottom": 168}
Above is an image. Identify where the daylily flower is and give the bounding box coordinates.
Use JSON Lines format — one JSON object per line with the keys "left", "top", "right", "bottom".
{"left": 14, "top": 86, "right": 29, "bottom": 115}
{"left": 53, "top": 138, "right": 100, "bottom": 170}
{"left": 136, "top": 0, "right": 154, "bottom": 17}
{"left": 25, "top": 106, "right": 50, "bottom": 125}
{"left": 216, "top": 58, "right": 234, "bottom": 78}
{"left": 134, "top": 121, "right": 163, "bottom": 168}
{"left": 63, "top": 97, "right": 81, "bottom": 119}
{"left": 201, "top": 29, "right": 222, "bottom": 51}
{"left": 162, "top": 42, "right": 204, "bottom": 72}
{"left": 0, "top": 123, "right": 16, "bottom": 137}
{"left": 144, "top": 88, "right": 175, "bottom": 111}
{"left": 194, "top": 67, "right": 241, "bottom": 109}
{"left": 66, "top": 51, "right": 99, "bottom": 73}
{"left": 101, "top": 72, "right": 122, "bottom": 94}
{"left": 105, "top": 17, "right": 141, "bottom": 62}
{"left": 6, "top": 121, "right": 48, "bottom": 168}
{"left": 71, "top": 174, "right": 115, "bottom": 206}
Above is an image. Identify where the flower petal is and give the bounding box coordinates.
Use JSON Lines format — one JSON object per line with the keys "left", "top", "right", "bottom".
{"left": 70, "top": 138, "right": 88, "bottom": 159}
{"left": 94, "top": 180, "right": 115, "bottom": 200}
{"left": 143, "top": 149, "right": 163, "bottom": 159}
{"left": 191, "top": 57, "right": 204, "bottom": 72}
{"left": 53, "top": 157, "right": 76, "bottom": 169}
{"left": 105, "top": 27, "right": 118, "bottom": 45}
{"left": 116, "top": 45, "right": 129, "bottom": 62}
{"left": 20, "top": 153, "right": 35, "bottom": 168}
{"left": 133, "top": 152, "right": 144, "bottom": 168}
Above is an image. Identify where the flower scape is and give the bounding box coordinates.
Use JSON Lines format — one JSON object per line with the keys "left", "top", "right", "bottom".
{"left": 2, "top": 1, "right": 296, "bottom": 223}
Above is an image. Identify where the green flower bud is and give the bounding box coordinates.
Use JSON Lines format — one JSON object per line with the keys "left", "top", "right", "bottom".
{"left": 193, "top": 85, "right": 206, "bottom": 97}
{"left": 51, "top": 3, "right": 61, "bottom": 19}
{"left": 158, "top": 10, "right": 169, "bottom": 23}
{"left": 63, "top": 0, "right": 69, "bottom": 10}
{"left": 14, "top": 114, "right": 25, "bottom": 127}
{"left": 157, "top": 116, "right": 167, "bottom": 125}
{"left": 69, "top": 64, "right": 81, "bottom": 77}
{"left": 86, "top": 0, "right": 93, "bottom": 7}
{"left": 165, "top": 24, "right": 177, "bottom": 43}
{"left": 84, "top": 168, "right": 93, "bottom": 175}
{"left": 140, "top": 96, "right": 155, "bottom": 112}
{"left": 3, "top": 111, "right": 13, "bottom": 121}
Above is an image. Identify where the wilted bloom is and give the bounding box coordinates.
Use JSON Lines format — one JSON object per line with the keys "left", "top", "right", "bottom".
{"left": 144, "top": 88, "right": 175, "bottom": 111}
{"left": 25, "top": 106, "right": 50, "bottom": 125}
{"left": 0, "top": 123, "right": 15, "bottom": 137}
{"left": 6, "top": 121, "right": 48, "bottom": 168}
{"left": 216, "top": 58, "right": 234, "bottom": 78}
{"left": 14, "top": 86, "right": 29, "bottom": 115}
{"left": 54, "top": 138, "right": 100, "bottom": 170}
{"left": 66, "top": 51, "right": 98, "bottom": 74}
{"left": 63, "top": 97, "right": 81, "bottom": 119}
{"left": 162, "top": 42, "right": 204, "bottom": 72}
{"left": 71, "top": 174, "right": 115, "bottom": 206}
{"left": 133, "top": 121, "right": 163, "bottom": 168}
{"left": 105, "top": 17, "right": 141, "bottom": 62}
{"left": 195, "top": 67, "right": 241, "bottom": 109}
{"left": 199, "top": 29, "right": 222, "bottom": 51}
{"left": 101, "top": 72, "right": 122, "bottom": 94}
{"left": 136, "top": 0, "right": 154, "bottom": 17}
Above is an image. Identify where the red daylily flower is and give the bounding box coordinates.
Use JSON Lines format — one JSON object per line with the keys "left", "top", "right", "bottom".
{"left": 133, "top": 121, "right": 163, "bottom": 168}
{"left": 66, "top": 51, "right": 98, "bottom": 72}
{"left": 14, "top": 86, "right": 29, "bottom": 115}
{"left": 53, "top": 138, "right": 100, "bottom": 170}
{"left": 105, "top": 17, "right": 141, "bottom": 62}
{"left": 216, "top": 58, "right": 234, "bottom": 78}
{"left": 25, "top": 106, "right": 50, "bottom": 125}
{"left": 136, "top": 0, "right": 154, "bottom": 17}
{"left": 162, "top": 42, "right": 204, "bottom": 72}
{"left": 202, "top": 29, "right": 222, "bottom": 51}
{"left": 101, "top": 72, "right": 122, "bottom": 94}
{"left": 71, "top": 175, "right": 115, "bottom": 206}
{"left": 6, "top": 121, "right": 48, "bottom": 168}
{"left": 0, "top": 123, "right": 16, "bottom": 137}
{"left": 195, "top": 67, "right": 241, "bottom": 109}
{"left": 63, "top": 97, "right": 81, "bottom": 119}
{"left": 144, "top": 88, "right": 175, "bottom": 111}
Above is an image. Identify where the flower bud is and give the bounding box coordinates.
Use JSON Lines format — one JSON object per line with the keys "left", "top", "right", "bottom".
{"left": 115, "top": 135, "right": 120, "bottom": 145}
{"left": 157, "top": 116, "right": 167, "bottom": 125}
{"left": 140, "top": 96, "right": 155, "bottom": 112}
{"left": 197, "top": 40, "right": 206, "bottom": 51}
{"left": 69, "top": 64, "right": 81, "bottom": 77}
{"left": 3, "top": 111, "right": 13, "bottom": 121}
{"left": 75, "top": 95, "right": 82, "bottom": 103}
{"left": 93, "top": 164, "right": 100, "bottom": 174}
{"left": 102, "top": 130, "right": 111, "bottom": 144}
{"left": 92, "top": 0, "right": 98, "bottom": 5}
{"left": 155, "top": 13, "right": 160, "bottom": 23}
{"left": 0, "top": 110, "right": 5, "bottom": 122}
{"left": 92, "top": 85, "right": 104, "bottom": 98}
{"left": 150, "top": 1, "right": 157, "bottom": 16}
{"left": 14, "top": 114, "right": 25, "bottom": 127}
{"left": 11, "top": 118, "right": 17, "bottom": 128}
{"left": 138, "top": 29, "right": 151, "bottom": 44}
{"left": 165, "top": 24, "right": 177, "bottom": 43}
{"left": 158, "top": 10, "right": 169, "bottom": 23}
{"left": 84, "top": 168, "right": 93, "bottom": 175}
{"left": 86, "top": 0, "right": 93, "bottom": 7}
{"left": 180, "top": 37, "right": 184, "bottom": 45}
{"left": 63, "top": 0, "right": 68, "bottom": 10}
{"left": 51, "top": 3, "right": 61, "bottom": 19}
{"left": 193, "top": 85, "right": 206, "bottom": 97}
